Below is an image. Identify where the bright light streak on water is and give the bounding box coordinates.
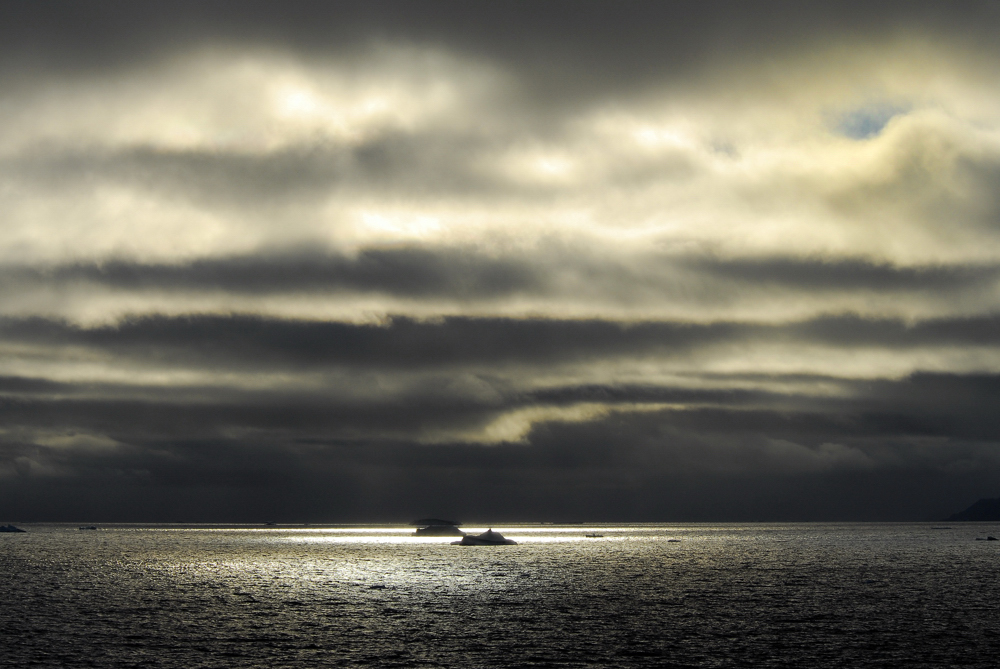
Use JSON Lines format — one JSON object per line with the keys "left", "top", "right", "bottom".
{"left": 3, "top": 523, "right": 999, "bottom": 667}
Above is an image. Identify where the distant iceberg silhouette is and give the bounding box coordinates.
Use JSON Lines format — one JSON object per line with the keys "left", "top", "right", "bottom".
{"left": 411, "top": 518, "right": 465, "bottom": 537}
{"left": 452, "top": 529, "right": 517, "bottom": 545}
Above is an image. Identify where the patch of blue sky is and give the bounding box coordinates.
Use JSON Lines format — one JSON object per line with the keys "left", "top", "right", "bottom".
{"left": 832, "top": 102, "right": 911, "bottom": 140}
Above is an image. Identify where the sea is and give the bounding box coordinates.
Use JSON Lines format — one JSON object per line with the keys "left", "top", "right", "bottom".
{"left": 2, "top": 523, "right": 999, "bottom": 668}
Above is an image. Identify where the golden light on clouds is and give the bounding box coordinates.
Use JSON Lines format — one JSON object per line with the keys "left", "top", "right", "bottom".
{"left": 3, "top": 41, "right": 1000, "bottom": 274}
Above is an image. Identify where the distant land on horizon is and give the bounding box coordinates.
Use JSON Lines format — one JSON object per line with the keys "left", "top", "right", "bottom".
{"left": 945, "top": 498, "right": 1000, "bottom": 522}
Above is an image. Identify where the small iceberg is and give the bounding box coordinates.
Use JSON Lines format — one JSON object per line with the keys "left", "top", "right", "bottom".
{"left": 452, "top": 528, "right": 517, "bottom": 546}
{"left": 411, "top": 518, "right": 465, "bottom": 537}
{"left": 0, "top": 524, "right": 26, "bottom": 533}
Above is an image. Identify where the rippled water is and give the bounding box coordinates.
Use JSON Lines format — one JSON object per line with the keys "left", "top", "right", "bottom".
{"left": 2, "top": 523, "right": 999, "bottom": 667}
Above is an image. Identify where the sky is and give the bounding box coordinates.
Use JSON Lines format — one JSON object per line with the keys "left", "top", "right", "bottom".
{"left": 2, "top": 1, "right": 1000, "bottom": 522}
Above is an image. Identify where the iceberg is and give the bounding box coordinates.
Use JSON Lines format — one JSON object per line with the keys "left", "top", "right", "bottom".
{"left": 411, "top": 518, "right": 465, "bottom": 537}
{"left": 451, "top": 529, "right": 517, "bottom": 545}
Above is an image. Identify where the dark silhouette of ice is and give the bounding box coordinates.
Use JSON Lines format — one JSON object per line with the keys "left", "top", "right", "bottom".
{"left": 411, "top": 518, "right": 465, "bottom": 537}
{"left": 451, "top": 528, "right": 517, "bottom": 545}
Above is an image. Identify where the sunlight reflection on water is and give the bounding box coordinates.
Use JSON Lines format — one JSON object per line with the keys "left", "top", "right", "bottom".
{"left": 3, "top": 523, "right": 1000, "bottom": 667}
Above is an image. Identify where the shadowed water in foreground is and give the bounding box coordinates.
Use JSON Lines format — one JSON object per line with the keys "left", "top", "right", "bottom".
{"left": 2, "top": 523, "right": 999, "bottom": 667}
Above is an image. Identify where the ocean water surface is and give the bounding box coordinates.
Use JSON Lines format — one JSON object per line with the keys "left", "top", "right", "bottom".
{"left": 2, "top": 523, "right": 999, "bottom": 667}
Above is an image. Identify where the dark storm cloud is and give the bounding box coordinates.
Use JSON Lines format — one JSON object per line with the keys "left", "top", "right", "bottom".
{"left": 0, "top": 375, "right": 824, "bottom": 444}
{"left": 2, "top": 135, "right": 518, "bottom": 204}
{"left": 690, "top": 256, "right": 1000, "bottom": 293}
{"left": 5, "top": 251, "right": 996, "bottom": 303}
{"left": 3, "top": 1, "right": 997, "bottom": 93}
{"left": 523, "top": 373, "right": 1000, "bottom": 445}
{"left": 4, "top": 371, "right": 1000, "bottom": 522}
{"left": 17, "top": 249, "right": 544, "bottom": 299}
{"left": 2, "top": 313, "right": 999, "bottom": 373}
{"left": 0, "top": 375, "right": 68, "bottom": 394}
{"left": 7, "top": 435, "right": 995, "bottom": 522}
{"left": 0, "top": 314, "right": 726, "bottom": 370}
{"left": 0, "top": 391, "right": 500, "bottom": 443}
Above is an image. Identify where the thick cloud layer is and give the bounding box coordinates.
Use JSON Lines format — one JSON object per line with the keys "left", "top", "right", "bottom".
{"left": 2, "top": 2, "right": 1000, "bottom": 521}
